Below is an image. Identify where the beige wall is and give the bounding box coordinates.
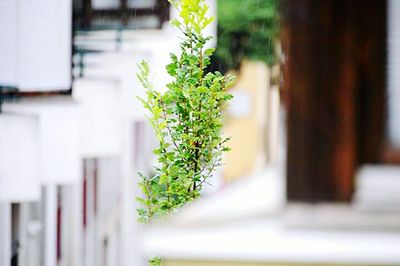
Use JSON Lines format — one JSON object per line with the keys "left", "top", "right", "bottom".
{"left": 223, "top": 61, "right": 280, "bottom": 182}
{"left": 165, "top": 260, "right": 378, "bottom": 266}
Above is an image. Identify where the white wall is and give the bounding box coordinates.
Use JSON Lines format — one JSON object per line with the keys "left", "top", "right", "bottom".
{"left": 0, "top": 0, "right": 17, "bottom": 87}
{"left": 388, "top": 0, "right": 400, "bottom": 148}
{"left": 0, "top": 114, "right": 40, "bottom": 202}
{"left": 0, "top": 203, "right": 11, "bottom": 266}
{"left": 2, "top": 100, "right": 81, "bottom": 185}
{"left": 0, "top": 0, "right": 72, "bottom": 91}
{"left": 73, "top": 79, "right": 123, "bottom": 158}
{"left": 0, "top": 1, "right": 218, "bottom": 266}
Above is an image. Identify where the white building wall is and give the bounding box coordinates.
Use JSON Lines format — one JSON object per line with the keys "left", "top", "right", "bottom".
{"left": 0, "top": 0, "right": 72, "bottom": 91}
{"left": 0, "top": 0, "right": 17, "bottom": 87}
{"left": 43, "top": 186, "right": 57, "bottom": 266}
{"left": 67, "top": 183, "right": 84, "bottom": 266}
{"left": 0, "top": 203, "right": 11, "bottom": 266}
{"left": 0, "top": 1, "right": 217, "bottom": 266}
{"left": 0, "top": 114, "right": 40, "bottom": 202}
{"left": 72, "top": 31, "right": 175, "bottom": 265}
{"left": 73, "top": 79, "right": 123, "bottom": 158}
{"left": 2, "top": 101, "right": 81, "bottom": 185}
{"left": 388, "top": 0, "right": 400, "bottom": 148}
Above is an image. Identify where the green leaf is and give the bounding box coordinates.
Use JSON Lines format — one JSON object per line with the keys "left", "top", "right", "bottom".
{"left": 204, "top": 48, "right": 215, "bottom": 56}
{"left": 170, "top": 18, "right": 181, "bottom": 28}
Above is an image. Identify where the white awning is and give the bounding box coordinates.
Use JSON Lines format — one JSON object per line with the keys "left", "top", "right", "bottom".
{"left": 3, "top": 98, "right": 81, "bottom": 185}
{"left": 0, "top": 114, "right": 41, "bottom": 202}
{"left": 0, "top": 0, "right": 72, "bottom": 91}
{"left": 73, "top": 79, "right": 123, "bottom": 157}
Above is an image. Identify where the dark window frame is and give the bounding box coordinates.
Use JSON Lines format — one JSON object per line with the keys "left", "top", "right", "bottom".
{"left": 74, "top": 0, "right": 170, "bottom": 29}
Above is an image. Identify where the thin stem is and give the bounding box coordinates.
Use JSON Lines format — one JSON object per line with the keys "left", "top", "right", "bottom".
{"left": 160, "top": 99, "right": 182, "bottom": 153}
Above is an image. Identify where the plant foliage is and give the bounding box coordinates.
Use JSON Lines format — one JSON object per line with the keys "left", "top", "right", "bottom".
{"left": 136, "top": 0, "right": 235, "bottom": 224}
{"left": 216, "top": 0, "right": 280, "bottom": 70}
{"left": 148, "top": 256, "right": 162, "bottom": 266}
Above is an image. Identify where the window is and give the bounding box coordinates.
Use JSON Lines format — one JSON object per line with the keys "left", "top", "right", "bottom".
{"left": 73, "top": 0, "right": 170, "bottom": 29}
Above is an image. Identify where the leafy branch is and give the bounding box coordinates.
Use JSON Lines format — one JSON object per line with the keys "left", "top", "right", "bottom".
{"left": 136, "top": 0, "right": 235, "bottom": 248}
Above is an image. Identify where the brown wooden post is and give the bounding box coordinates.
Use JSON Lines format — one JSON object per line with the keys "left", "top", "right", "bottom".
{"left": 356, "top": 1, "right": 387, "bottom": 164}
{"left": 285, "top": 0, "right": 387, "bottom": 202}
{"left": 285, "top": 0, "right": 360, "bottom": 202}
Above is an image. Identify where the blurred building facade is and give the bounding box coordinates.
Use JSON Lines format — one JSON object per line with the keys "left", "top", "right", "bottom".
{"left": 0, "top": 1, "right": 217, "bottom": 266}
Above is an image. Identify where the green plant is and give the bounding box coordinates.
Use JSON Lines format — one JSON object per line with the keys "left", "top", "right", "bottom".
{"left": 215, "top": 0, "right": 280, "bottom": 70}
{"left": 137, "top": 2, "right": 234, "bottom": 264}
{"left": 148, "top": 256, "right": 162, "bottom": 266}
{"left": 137, "top": 0, "right": 235, "bottom": 224}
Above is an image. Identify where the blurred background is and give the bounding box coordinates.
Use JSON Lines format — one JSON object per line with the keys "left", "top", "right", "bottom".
{"left": 1, "top": 0, "right": 400, "bottom": 266}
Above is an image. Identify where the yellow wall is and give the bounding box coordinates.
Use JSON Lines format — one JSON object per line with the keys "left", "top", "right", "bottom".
{"left": 223, "top": 61, "right": 272, "bottom": 182}
{"left": 164, "top": 260, "right": 384, "bottom": 266}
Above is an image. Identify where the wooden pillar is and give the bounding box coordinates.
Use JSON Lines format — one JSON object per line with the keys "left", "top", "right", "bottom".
{"left": 285, "top": 0, "right": 363, "bottom": 202}
{"left": 285, "top": 0, "right": 387, "bottom": 202}
{"left": 357, "top": 1, "right": 387, "bottom": 164}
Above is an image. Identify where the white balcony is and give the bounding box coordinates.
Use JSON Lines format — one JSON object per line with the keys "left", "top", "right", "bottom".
{"left": 2, "top": 98, "right": 81, "bottom": 185}
{"left": 0, "top": 114, "right": 40, "bottom": 202}
{"left": 73, "top": 79, "right": 123, "bottom": 157}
